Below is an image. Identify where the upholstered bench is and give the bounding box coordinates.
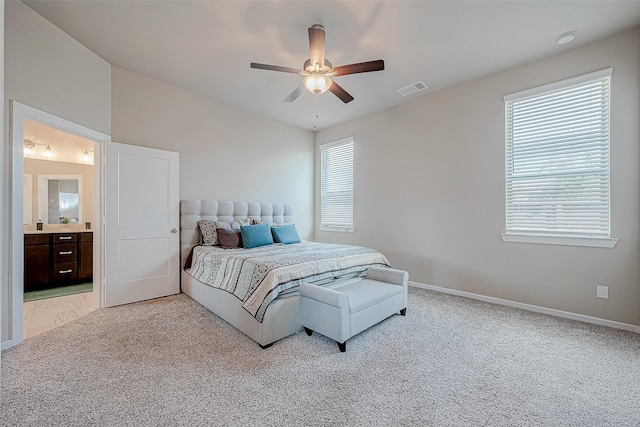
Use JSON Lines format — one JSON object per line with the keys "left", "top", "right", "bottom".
{"left": 299, "top": 266, "right": 408, "bottom": 352}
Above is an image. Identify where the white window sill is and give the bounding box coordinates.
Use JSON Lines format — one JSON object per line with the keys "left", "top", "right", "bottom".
{"left": 501, "top": 233, "right": 618, "bottom": 248}
{"left": 320, "top": 226, "right": 355, "bottom": 233}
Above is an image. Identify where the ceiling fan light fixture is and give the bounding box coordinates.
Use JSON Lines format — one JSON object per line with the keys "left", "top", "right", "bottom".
{"left": 250, "top": 25, "right": 384, "bottom": 103}
{"left": 303, "top": 74, "right": 332, "bottom": 94}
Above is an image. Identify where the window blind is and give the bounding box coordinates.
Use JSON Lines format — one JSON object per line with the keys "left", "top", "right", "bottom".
{"left": 320, "top": 138, "right": 354, "bottom": 230}
{"left": 505, "top": 69, "right": 611, "bottom": 238}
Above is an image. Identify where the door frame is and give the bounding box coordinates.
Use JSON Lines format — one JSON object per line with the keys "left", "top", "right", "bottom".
{"left": 3, "top": 101, "right": 109, "bottom": 350}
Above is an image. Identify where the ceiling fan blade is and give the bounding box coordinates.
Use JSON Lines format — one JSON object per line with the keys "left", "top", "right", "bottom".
{"left": 283, "top": 84, "right": 304, "bottom": 103}
{"left": 328, "top": 80, "right": 354, "bottom": 104}
{"left": 308, "top": 25, "right": 326, "bottom": 69}
{"left": 332, "top": 60, "right": 385, "bottom": 76}
{"left": 250, "top": 63, "right": 302, "bottom": 74}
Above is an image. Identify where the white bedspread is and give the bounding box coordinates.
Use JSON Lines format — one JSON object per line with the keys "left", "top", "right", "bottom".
{"left": 186, "top": 241, "right": 390, "bottom": 322}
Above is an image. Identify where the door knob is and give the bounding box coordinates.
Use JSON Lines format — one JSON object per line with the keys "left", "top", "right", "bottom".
{"left": 171, "top": 228, "right": 177, "bottom": 233}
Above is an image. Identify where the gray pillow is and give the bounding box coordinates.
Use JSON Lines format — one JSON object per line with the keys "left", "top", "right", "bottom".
{"left": 217, "top": 228, "right": 243, "bottom": 249}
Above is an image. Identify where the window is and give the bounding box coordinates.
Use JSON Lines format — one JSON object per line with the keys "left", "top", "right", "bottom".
{"left": 502, "top": 68, "right": 617, "bottom": 248}
{"left": 320, "top": 137, "right": 354, "bottom": 232}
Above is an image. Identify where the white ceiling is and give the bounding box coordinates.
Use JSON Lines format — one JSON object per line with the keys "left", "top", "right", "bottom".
{"left": 23, "top": 1, "right": 640, "bottom": 131}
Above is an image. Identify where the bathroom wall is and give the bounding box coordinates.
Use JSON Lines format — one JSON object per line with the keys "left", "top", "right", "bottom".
{"left": 23, "top": 159, "right": 94, "bottom": 232}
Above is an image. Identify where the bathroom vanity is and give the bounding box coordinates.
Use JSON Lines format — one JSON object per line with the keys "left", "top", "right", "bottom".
{"left": 24, "top": 231, "right": 93, "bottom": 292}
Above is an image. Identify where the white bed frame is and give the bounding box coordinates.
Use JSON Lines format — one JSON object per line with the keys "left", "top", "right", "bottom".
{"left": 180, "top": 200, "right": 302, "bottom": 348}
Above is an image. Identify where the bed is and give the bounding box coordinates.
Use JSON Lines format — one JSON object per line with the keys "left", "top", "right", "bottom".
{"left": 180, "top": 200, "right": 390, "bottom": 348}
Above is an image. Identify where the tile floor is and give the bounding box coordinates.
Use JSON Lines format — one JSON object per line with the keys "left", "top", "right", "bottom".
{"left": 23, "top": 292, "right": 96, "bottom": 340}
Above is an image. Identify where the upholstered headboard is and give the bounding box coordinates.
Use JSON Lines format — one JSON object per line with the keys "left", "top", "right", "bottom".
{"left": 180, "top": 200, "right": 294, "bottom": 264}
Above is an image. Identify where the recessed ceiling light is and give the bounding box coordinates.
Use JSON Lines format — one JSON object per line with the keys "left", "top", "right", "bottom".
{"left": 556, "top": 31, "right": 576, "bottom": 45}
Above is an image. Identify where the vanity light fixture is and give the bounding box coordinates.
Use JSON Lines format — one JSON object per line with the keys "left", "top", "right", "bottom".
{"left": 23, "top": 140, "right": 35, "bottom": 156}
{"left": 43, "top": 145, "right": 53, "bottom": 159}
{"left": 81, "top": 149, "right": 93, "bottom": 163}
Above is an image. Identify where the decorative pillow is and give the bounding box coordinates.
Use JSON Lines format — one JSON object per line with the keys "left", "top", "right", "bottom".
{"left": 217, "top": 228, "right": 243, "bottom": 249}
{"left": 199, "top": 219, "right": 250, "bottom": 246}
{"left": 271, "top": 224, "right": 301, "bottom": 244}
{"left": 240, "top": 223, "right": 274, "bottom": 249}
{"left": 198, "top": 220, "right": 219, "bottom": 246}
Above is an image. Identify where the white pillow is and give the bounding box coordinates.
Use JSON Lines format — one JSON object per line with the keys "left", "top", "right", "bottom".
{"left": 198, "top": 220, "right": 219, "bottom": 246}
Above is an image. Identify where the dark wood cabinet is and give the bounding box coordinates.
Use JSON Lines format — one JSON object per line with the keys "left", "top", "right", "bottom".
{"left": 78, "top": 232, "right": 93, "bottom": 282}
{"left": 23, "top": 231, "right": 93, "bottom": 292}
{"left": 24, "top": 234, "right": 51, "bottom": 292}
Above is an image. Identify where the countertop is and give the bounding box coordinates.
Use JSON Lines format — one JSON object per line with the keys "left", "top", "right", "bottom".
{"left": 24, "top": 229, "right": 94, "bottom": 235}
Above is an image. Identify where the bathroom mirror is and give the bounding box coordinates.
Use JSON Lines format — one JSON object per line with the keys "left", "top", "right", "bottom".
{"left": 38, "top": 175, "right": 83, "bottom": 224}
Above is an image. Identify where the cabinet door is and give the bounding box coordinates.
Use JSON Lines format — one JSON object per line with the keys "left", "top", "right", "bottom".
{"left": 24, "top": 244, "right": 50, "bottom": 291}
{"left": 78, "top": 234, "right": 93, "bottom": 282}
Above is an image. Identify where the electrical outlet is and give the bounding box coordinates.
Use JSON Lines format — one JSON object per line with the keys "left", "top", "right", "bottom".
{"left": 596, "top": 285, "right": 609, "bottom": 299}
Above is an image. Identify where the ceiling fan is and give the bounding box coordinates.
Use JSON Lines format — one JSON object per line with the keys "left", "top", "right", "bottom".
{"left": 250, "top": 24, "right": 385, "bottom": 104}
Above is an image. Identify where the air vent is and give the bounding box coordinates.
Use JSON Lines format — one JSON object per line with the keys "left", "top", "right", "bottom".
{"left": 397, "top": 81, "right": 429, "bottom": 96}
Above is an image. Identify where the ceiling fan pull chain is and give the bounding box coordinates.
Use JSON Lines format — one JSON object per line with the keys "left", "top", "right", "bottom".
{"left": 313, "top": 95, "right": 318, "bottom": 130}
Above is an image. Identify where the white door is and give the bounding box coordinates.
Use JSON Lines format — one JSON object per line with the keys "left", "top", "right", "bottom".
{"left": 104, "top": 142, "right": 179, "bottom": 307}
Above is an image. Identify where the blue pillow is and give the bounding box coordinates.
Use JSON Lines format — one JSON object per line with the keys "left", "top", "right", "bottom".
{"left": 240, "top": 223, "right": 274, "bottom": 249}
{"left": 271, "top": 224, "right": 301, "bottom": 244}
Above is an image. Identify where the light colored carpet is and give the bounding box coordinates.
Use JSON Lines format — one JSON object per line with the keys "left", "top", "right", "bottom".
{"left": 2, "top": 287, "right": 639, "bottom": 426}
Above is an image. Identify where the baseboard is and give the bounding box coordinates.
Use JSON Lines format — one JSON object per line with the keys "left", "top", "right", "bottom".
{"left": 409, "top": 281, "right": 640, "bottom": 334}
{"left": 1, "top": 338, "right": 20, "bottom": 351}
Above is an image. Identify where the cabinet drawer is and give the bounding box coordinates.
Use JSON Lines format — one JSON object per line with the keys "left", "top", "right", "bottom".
{"left": 53, "top": 233, "right": 77, "bottom": 243}
{"left": 52, "top": 262, "right": 77, "bottom": 281}
{"left": 53, "top": 243, "right": 78, "bottom": 262}
{"left": 25, "top": 234, "right": 49, "bottom": 245}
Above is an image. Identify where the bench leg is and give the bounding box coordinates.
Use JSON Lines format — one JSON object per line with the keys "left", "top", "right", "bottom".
{"left": 400, "top": 308, "right": 407, "bottom": 316}
{"left": 338, "top": 341, "right": 346, "bottom": 352}
{"left": 304, "top": 327, "right": 313, "bottom": 336}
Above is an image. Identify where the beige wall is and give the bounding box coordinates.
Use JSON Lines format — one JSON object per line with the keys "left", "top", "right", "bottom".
{"left": 2, "top": 1, "right": 111, "bottom": 343}
{"left": 23, "top": 159, "right": 94, "bottom": 232}
{"left": 4, "top": 1, "right": 111, "bottom": 135}
{"left": 315, "top": 28, "right": 640, "bottom": 326}
{"left": 111, "top": 67, "right": 315, "bottom": 239}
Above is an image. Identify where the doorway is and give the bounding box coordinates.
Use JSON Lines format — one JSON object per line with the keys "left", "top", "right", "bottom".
{"left": 5, "top": 102, "right": 180, "bottom": 350}
{"left": 3, "top": 101, "right": 108, "bottom": 350}
{"left": 22, "top": 120, "right": 97, "bottom": 339}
